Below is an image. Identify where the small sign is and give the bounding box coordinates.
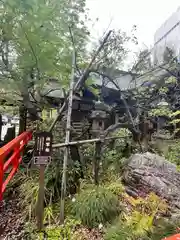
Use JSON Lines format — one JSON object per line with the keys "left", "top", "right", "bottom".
{"left": 34, "top": 132, "right": 53, "bottom": 165}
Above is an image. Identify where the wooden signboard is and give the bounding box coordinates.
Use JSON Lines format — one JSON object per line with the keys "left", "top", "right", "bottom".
{"left": 34, "top": 132, "right": 53, "bottom": 231}
{"left": 34, "top": 132, "right": 53, "bottom": 165}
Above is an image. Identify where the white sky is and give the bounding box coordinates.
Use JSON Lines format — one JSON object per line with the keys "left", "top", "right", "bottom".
{"left": 87, "top": 0, "right": 180, "bottom": 50}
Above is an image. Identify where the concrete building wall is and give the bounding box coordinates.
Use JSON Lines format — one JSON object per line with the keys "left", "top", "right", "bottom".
{"left": 153, "top": 7, "right": 180, "bottom": 64}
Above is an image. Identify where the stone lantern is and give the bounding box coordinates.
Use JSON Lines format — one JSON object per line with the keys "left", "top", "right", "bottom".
{"left": 89, "top": 100, "right": 110, "bottom": 137}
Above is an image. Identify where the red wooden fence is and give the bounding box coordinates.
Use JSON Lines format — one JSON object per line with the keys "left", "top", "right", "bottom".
{"left": 162, "top": 234, "right": 180, "bottom": 240}
{"left": 0, "top": 131, "right": 32, "bottom": 200}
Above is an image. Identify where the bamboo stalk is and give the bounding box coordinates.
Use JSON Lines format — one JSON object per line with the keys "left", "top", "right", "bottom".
{"left": 59, "top": 50, "right": 75, "bottom": 223}
{"left": 48, "top": 30, "right": 112, "bottom": 132}
{"left": 52, "top": 136, "right": 128, "bottom": 148}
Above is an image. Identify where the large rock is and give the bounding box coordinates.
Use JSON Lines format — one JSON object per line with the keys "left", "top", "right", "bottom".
{"left": 122, "top": 152, "right": 180, "bottom": 209}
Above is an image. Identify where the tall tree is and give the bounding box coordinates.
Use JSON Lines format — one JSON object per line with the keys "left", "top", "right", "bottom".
{"left": 0, "top": 0, "right": 89, "bottom": 117}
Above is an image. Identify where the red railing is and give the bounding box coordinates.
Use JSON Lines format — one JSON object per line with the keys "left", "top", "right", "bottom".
{"left": 162, "top": 234, "right": 180, "bottom": 240}
{"left": 0, "top": 131, "right": 32, "bottom": 200}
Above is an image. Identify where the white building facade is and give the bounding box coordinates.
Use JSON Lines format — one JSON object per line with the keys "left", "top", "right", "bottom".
{"left": 153, "top": 7, "right": 180, "bottom": 64}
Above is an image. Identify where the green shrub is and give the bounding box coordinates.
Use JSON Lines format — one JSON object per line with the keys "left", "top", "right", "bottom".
{"left": 166, "top": 141, "right": 180, "bottom": 166}
{"left": 104, "top": 181, "right": 125, "bottom": 196}
{"left": 39, "top": 218, "right": 81, "bottom": 240}
{"left": 104, "top": 193, "right": 169, "bottom": 240}
{"left": 19, "top": 174, "right": 40, "bottom": 220}
{"left": 71, "top": 186, "right": 121, "bottom": 228}
{"left": 104, "top": 221, "right": 135, "bottom": 240}
{"left": 104, "top": 214, "right": 155, "bottom": 240}
{"left": 104, "top": 212, "right": 156, "bottom": 240}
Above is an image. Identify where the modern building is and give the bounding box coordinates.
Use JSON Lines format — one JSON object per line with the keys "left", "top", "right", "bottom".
{"left": 153, "top": 6, "right": 180, "bottom": 64}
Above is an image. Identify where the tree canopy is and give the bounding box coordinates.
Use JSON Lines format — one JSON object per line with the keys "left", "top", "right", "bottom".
{"left": 0, "top": 0, "right": 89, "bottom": 102}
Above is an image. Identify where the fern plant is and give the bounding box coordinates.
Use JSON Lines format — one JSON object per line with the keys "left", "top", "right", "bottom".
{"left": 71, "top": 186, "right": 121, "bottom": 228}
{"left": 38, "top": 218, "right": 81, "bottom": 240}
{"left": 126, "top": 192, "right": 168, "bottom": 215}
{"left": 125, "top": 211, "right": 154, "bottom": 237}
{"left": 104, "top": 193, "right": 169, "bottom": 240}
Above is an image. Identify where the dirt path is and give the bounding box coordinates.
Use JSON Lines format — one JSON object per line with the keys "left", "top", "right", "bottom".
{"left": 0, "top": 199, "right": 24, "bottom": 240}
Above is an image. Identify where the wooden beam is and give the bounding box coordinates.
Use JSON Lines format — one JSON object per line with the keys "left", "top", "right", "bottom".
{"left": 52, "top": 136, "right": 129, "bottom": 148}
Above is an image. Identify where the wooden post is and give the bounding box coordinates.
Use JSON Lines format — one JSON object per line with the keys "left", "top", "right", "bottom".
{"left": 36, "top": 165, "right": 45, "bottom": 231}
{"left": 34, "top": 132, "right": 53, "bottom": 231}
{"left": 60, "top": 50, "right": 75, "bottom": 223}
{"left": 94, "top": 141, "right": 101, "bottom": 185}
{"left": 92, "top": 117, "right": 105, "bottom": 185}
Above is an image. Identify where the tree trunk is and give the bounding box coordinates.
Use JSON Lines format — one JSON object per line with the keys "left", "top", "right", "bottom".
{"left": 19, "top": 105, "right": 27, "bottom": 135}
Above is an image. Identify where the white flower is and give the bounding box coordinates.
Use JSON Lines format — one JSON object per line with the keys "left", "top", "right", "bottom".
{"left": 72, "top": 197, "right": 76, "bottom": 202}
{"left": 98, "top": 223, "right": 103, "bottom": 229}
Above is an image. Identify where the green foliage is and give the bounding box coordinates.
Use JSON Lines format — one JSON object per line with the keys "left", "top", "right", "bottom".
{"left": 165, "top": 76, "right": 177, "bottom": 84}
{"left": 0, "top": 0, "right": 89, "bottom": 105}
{"left": 19, "top": 218, "right": 81, "bottom": 240}
{"left": 125, "top": 211, "right": 154, "bottom": 237}
{"left": 166, "top": 141, "right": 180, "bottom": 166}
{"left": 103, "top": 149, "right": 123, "bottom": 171}
{"left": 104, "top": 181, "right": 125, "bottom": 196}
{"left": 104, "top": 221, "right": 134, "bottom": 240}
{"left": 4, "top": 170, "right": 28, "bottom": 197}
{"left": 105, "top": 218, "right": 179, "bottom": 240}
{"left": 71, "top": 186, "right": 121, "bottom": 228}
{"left": 102, "top": 130, "right": 131, "bottom": 174}
{"left": 81, "top": 143, "right": 94, "bottom": 162}
{"left": 149, "top": 106, "right": 172, "bottom": 117}
{"left": 126, "top": 193, "right": 168, "bottom": 220}
{"left": 85, "top": 78, "right": 99, "bottom": 96}
{"left": 147, "top": 218, "right": 180, "bottom": 240}
{"left": 39, "top": 218, "right": 81, "bottom": 240}
{"left": 159, "top": 86, "right": 169, "bottom": 94}
{"left": 104, "top": 193, "right": 168, "bottom": 240}
{"left": 44, "top": 205, "right": 56, "bottom": 226}
{"left": 19, "top": 172, "right": 41, "bottom": 220}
